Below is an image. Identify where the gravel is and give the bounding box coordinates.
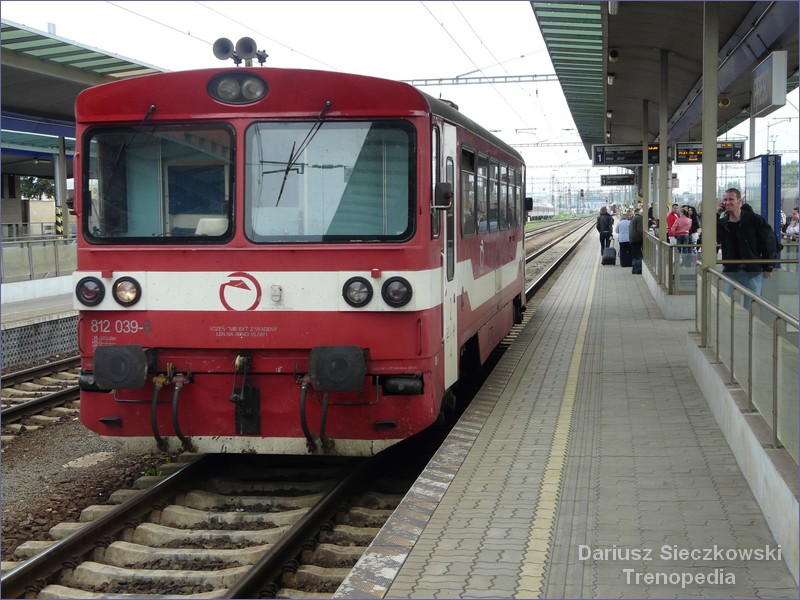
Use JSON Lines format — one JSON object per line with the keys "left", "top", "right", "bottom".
{"left": 1, "top": 418, "right": 162, "bottom": 559}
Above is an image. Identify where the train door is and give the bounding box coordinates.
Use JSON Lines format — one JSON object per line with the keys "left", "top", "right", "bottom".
{"left": 441, "top": 123, "right": 458, "bottom": 389}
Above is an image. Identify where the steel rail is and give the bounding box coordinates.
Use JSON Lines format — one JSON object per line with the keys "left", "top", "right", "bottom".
{"left": 526, "top": 222, "right": 594, "bottom": 299}
{"left": 1, "top": 357, "right": 81, "bottom": 387}
{"left": 0, "top": 453, "right": 213, "bottom": 599}
{"left": 224, "top": 456, "right": 377, "bottom": 598}
{"left": 1, "top": 385, "right": 79, "bottom": 423}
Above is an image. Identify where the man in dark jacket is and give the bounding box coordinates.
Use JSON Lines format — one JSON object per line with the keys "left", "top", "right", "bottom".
{"left": 629, "top": 208, "right": 644, "bottom": 260}
{"left": 716, "top": 187, "right": 777, "bottom": 302}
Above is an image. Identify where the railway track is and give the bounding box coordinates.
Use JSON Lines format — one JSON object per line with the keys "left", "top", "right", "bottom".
{"left": 1, "top": 357, "right": 82, "bottom": 445}
{"left": 524, "top": 217, "right": 588, "bottom": 242}
{"left": 1, "top": 440, "right": 433, "bottom": 598}
{"left": 525, "top": 218, "right": 594, "bottom": 297}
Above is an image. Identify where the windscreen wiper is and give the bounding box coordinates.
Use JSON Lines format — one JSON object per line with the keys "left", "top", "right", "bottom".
{"left": 276, "top": 100, "right": 332, "bottom": 206}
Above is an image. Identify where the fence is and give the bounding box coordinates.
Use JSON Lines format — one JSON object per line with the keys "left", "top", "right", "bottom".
{"left": 644, "top": 232, "right": 798, "bottom": 309}
{"left": 1, "top": 237, "right": 77, "bottom": 283}
{"left": 697, "top": 267, "right": 799, "bottom": 463}
{"left": 641, "top": 232, "right": 798, "bottom": 463}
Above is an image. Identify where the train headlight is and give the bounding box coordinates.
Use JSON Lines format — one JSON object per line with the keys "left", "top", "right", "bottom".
{"left": 215, "top": 78, "right": 241, "bottom": 102}
{"left": 208, "top": 73, "right": 268, "bottom": 104}
{"left": 241, "top": 77, "right": 267, "bottom": 101}
{"left": 381, "top": 277, "right": 413, "bottom": 308}
{"left": 343, "top": 276, "right": 373, "bottom": 307}
{"left": 76, "top": 276, "right": 105, "bottom": 306}
{"left": 112, "top": 277, "right": 141, "bottom": 307}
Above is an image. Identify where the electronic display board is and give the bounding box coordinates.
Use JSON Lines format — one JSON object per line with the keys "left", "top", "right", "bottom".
{"left": 600, "top": 174, "right": 636, "bottom": 186}
{"left": 592, "top": 144, "right": 659, "bottom": 166}
{"left": 674, "top": 141, "right": 744, "bottom": 164}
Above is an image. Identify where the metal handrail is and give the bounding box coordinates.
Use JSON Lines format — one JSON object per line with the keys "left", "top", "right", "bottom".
{"left": 3, "top": 222, "right": 54, "bottom": 239}
{"left": 644, "top": 231, "right": 800, "bottom": 460}
{"left": 700, "top": 266, "right": 799, "bottom": 459}
{"left": 644, "top": 233, "right": 798, "bottom": 296}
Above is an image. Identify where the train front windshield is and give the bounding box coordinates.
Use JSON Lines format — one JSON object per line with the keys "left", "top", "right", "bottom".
{"left": 84, "top": 124, "right": 235, "bottom": 242}
{"left": 83, "top": 120, "right": 416, "bottom": 244}
{"left": 245, "top": 120, "right": 415, "bottom": 243}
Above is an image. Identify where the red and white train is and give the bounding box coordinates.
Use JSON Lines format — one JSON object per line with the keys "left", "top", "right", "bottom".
{"left": 73, "top": 60, "right": 526, "bottom": 456}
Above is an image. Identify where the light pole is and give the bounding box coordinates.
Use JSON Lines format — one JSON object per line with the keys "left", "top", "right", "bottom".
{"left": 765, "top": 117, "right": 797, "bottom": 154}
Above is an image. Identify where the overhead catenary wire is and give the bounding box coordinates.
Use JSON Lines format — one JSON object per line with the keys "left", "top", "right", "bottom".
{"left": 104, "top": 0, "right": 341, "bottom": 71}
{"left": 95, "top": 1, "right": 591, "bottom": 178}
{"left": 419, "top": 0, "right": 530, "bottom": 127}
{"left": 195, "top": 1, "right": 341, "bottom": 71}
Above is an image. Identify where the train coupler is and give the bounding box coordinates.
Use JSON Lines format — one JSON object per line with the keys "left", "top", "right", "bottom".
{"left": 229, "top": 353, "right": 260, "bottom": 435}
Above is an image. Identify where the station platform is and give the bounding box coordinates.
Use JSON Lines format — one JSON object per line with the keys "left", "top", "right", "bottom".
{"left": 1, "top": 292, "right": 77, "bottom": 369}
{"left": 0, "top": 293, "right": 75, "bottom": 331}
{"left": 336, "top": 234, "right": 798, "bottom": 599}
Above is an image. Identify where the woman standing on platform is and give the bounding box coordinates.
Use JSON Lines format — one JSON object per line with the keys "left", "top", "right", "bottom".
{"left": 686, "top": 205, "right": 701, "bottom": 249}
{"left": 669, "top": 207, "right": 693, "bottom": 267}
{"left": 596, "top": 206, "right": 614, "bottom": 254}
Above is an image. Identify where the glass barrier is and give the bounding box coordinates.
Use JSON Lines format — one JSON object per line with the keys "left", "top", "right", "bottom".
{"left": 1, "top": 243, "right": 34, "bottom": 283}
{"left": 58, "top": 240, "right": 78, "bottom": 273}
{"left": 671, "top": 243, "right": 699, "bottom": 294}
{"left": 777, "top": 321, "right": 799, "bottom": 462}
{"left": 649, "top": 235, "right": 799, "bottom": 303}
{"left": 1, "top": 238, "right": 77, "bottom": 283}
{"left": 702, "top": 268, "right": 799, "bottom": 464}
{"left": 31, "top": 241, "right": 58, "bottom": 279}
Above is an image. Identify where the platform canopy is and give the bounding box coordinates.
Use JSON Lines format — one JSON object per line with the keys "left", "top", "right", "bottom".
{"left": 531, "top": 1, "right": 799, "bottom": 157}
{"left": 1, "top": 19, "right": 164, "bottom": 178}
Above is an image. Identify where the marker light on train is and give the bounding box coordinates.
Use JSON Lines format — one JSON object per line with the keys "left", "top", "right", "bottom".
{"left": 343, "top": 276, "right": 373, "bottom": 307}
{"left": 241, "top": 77, "right": 267, "bottom": 101}
{"left": 76, "top": 276, "right": 105, "bottom": 306}
{"left": 112, "top": 277, "right": 141, "bottom": 307}
{"left": 208, "top": 73, "right": 267, "bottom": 104}
{"left": 215, "top": 78, "right": 241, "bottom": 102}
{"left": 381, "top": 277, "right": 413, "bottom": 307}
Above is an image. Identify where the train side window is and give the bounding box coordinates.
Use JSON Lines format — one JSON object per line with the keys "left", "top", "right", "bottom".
{"left": 446, "top": 157, "right": 455, "bottom": 281}
{"left": 488, "top": 160, "right": 499, "bottom": 232}
{"left": 431, "top": 126, "right": 440, "bottom": 239}
{"left": 499, "top": 164, "right": 509, "bottom": 230}
{"left": 477, "top": 154, "right": 488, "bottom": 234}
{"left": 460, "top": 148, "right": 476, "bottom": 237}
{"left": 507, "top": 167, "right": 517, "bottom": 228}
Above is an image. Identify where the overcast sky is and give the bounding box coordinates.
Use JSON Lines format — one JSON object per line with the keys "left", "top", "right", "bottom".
{"left": 3, "top": 1, "right": 798, "bottom": 198}
{"left": 3, "top": 2, "right": 578, "bottom": 151}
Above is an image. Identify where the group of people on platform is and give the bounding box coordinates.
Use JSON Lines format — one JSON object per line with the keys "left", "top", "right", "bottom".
{"left": 666, "top": 203, "right": 701, "bottom": 249}
{"left": 595, "top": 187, "right": 781, "bottom": 299}
{"left": 596, "top": 205, "right": 643, "bottom": 271}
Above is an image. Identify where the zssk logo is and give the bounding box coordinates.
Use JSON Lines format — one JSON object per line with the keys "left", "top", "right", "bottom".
{"left": 219, "top": 272, "right": 262, "bottom": 311}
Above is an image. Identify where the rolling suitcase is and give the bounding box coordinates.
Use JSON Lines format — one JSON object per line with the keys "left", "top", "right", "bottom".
{"left": 601, "top": 246, "right": 616, "bottom": 265}
{"left": 619, "top": 243, "right": 632, "bottom": 267}
{"left": 631, "top": 258, "right": 642, "bottom": 274}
